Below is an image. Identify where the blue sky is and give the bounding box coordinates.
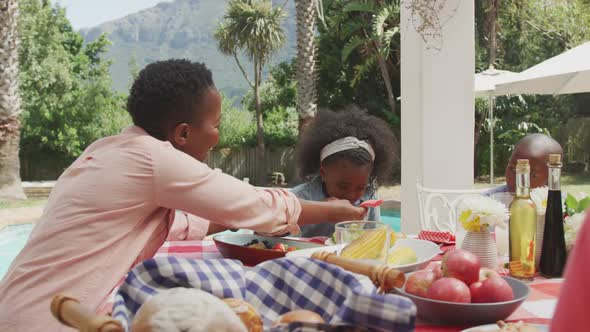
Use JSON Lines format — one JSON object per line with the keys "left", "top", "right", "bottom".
{"left": 56, "top": 0, "right": 170, "bottom": 29}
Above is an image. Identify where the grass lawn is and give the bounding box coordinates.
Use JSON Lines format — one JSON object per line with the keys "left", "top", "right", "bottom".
{"left": 378, "top": 172, "right": 590, "bottom": 201}
{"left": 561, "top": 173, "right": 590, "bottom": 196}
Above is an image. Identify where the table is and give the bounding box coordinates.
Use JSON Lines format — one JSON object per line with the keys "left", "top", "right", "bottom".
{"left": 124, "top": 240, "right": 562, "bottom": 331}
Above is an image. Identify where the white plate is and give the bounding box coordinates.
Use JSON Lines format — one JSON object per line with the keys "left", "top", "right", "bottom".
{"left": 387, "top": 238, "right": 442, "bottom": 272}
{"left": 285, "top": 244, "right": 346, "bottom": 258}
{"left": 320, "top": 238, "right": 441, "bottom": 273}
{"left": 461, "top": 323, "right": 549, "bottom": 332}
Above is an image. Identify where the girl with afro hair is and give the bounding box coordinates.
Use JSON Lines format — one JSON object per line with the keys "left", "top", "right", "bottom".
{"left": 292, "top": 106, "right": 398, "bottom": 237}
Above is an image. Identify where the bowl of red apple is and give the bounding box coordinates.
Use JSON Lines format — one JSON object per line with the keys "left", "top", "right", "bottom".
{"left": 394, "top": 249, "right": 530, "bottom": 326}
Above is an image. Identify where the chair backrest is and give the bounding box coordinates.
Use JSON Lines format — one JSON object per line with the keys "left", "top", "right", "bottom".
{"left": 416, "top": 179, "right": 490, "bottom": 232}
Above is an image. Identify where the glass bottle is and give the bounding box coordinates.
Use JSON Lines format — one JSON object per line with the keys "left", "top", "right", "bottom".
{"left": 509, "top": 159, "right": 537, "bottom": 280}
{"left": 539, "top": 154, "right": 568, "bottom": 277}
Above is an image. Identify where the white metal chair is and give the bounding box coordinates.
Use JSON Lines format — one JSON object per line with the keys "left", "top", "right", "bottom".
{"left": 416, "top": 179, "right": 490, "bottom": 233}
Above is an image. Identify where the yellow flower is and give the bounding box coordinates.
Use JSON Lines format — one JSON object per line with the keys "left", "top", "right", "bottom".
{"left": 458, "top": 197, "right": 509, "bottom": 232}
{"left": 462, "top": 216, "right": 483, "bottom": 232}
{"left": 460, "top": 210, "right": 483, "bottom": 232}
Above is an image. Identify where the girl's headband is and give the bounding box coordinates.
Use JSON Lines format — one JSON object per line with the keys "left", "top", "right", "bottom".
{"left": 320, "top": 136, "right": 375, "bottom": 162}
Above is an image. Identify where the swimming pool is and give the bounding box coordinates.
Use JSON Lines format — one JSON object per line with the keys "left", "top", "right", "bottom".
{"left": 381, "top": 208, "right": 401, "bottom": 232}
{"left": 0, "top": 223, "right": 33, "bottom": 279}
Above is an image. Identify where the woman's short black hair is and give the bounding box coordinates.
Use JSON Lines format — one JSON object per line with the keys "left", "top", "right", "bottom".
{"left": 296, "top": 106, "right": 398, "bottom": 184}
{"left": 127, "top": 59, "right": 215, "bottom": 140}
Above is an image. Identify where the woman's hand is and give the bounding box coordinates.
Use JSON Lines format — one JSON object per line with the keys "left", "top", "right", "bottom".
{"left": 328, "top": 199, "right": 367, "bottom": 221}
{"left": 297, "top": 199, "right": 367, "bottom": 226}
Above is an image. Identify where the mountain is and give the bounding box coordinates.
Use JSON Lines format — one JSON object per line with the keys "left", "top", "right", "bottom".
{"left": 80, "top": 0, "right": 296, "bottom": 100}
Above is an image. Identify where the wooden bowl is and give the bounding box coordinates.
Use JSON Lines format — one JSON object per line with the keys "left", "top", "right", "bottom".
{"left": 213, "top": 234, "right": 325, "bottom": 266}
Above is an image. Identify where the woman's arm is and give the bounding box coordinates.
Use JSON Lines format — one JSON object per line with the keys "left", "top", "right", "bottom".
{"left": 153, "top": 146, "right": 364, "bottom": 236}
{"left": 297, "top": 199, "right": 366, "bottom": 226}
{"left": 207, "top": 222, "right": 229, "bottom": 235}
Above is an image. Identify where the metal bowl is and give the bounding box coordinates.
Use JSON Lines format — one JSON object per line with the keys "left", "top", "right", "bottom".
{"left": 213, "top": 234, "right": 325, "bottom": 266}
{"left": 395, "top": 275, "right": 530, "bottom": 326}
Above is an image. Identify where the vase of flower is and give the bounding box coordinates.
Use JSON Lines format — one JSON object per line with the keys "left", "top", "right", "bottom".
{"left": 461, "top": 227, "right": 498, "bottom": 269}
{"left": 458, "top": 196, "right": 509, "bottom": 271}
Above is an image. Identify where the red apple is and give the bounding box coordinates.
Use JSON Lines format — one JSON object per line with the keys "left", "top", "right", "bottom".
{"left": 428, "top": 262, "right": 443, "bottom": 279}
{"left": 469, "top": 275, "right": 514, "bottom": 303}
{"left": 479, "top": 267, "right": 500, "bottom": 281}
{"left": 469, "top": 281, "right": 485, "bottom": 302}
{"left": 426, "top": 277, "right": 471, "bottom": 303}
{"left": 441, "top": 249, "right": 480, "bottom": 286}
{"left": 405, "top": 270, "right": 437, "bottom": 298}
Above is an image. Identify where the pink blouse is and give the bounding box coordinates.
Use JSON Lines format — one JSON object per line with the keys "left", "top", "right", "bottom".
{"left": 550, "top": 213, "right": 590, "bottom": 331}
{"left": 0, "top": 126, "right": 301, "bottom": 331}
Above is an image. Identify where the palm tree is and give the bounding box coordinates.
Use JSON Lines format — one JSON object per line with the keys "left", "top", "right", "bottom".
{"left": 215, "top": 0, "right": 286, "bottom": 152}
{"left": 0, "top": 0, "right": 26, "bottom": 200}
{"left": 341, "top": 0, "right": 400, "bottom": 117}
{"left": 294, "top": 0, "right": 320, "bottom": 133}
{"left": 214, "top": 0, "right": 285, "bottom": 184}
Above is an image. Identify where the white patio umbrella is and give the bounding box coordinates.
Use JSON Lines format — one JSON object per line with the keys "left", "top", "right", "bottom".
{"left": 475, "top": 67, "right": 517, "bottom": 98}
{"left": 474, "top": 67, "right": 517, "bottom": 184}
{"left": 494, "top": 41, "right": 590, "bottom": 96}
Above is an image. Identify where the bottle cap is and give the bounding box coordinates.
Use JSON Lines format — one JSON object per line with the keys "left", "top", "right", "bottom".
{"left": 548, "top": 154, "right": 562, "bottom": 166}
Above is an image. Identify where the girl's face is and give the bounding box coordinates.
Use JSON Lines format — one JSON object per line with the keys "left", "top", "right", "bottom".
{"left": 320, "top": 159, "right": 372, "bottom": 204}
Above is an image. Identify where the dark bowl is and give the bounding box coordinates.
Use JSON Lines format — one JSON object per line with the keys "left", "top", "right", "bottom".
{"left": 394, "top": 275, "right": 530, "bottom": 326}
{"left": 213, "top": 234, "right": 325, "bottom": 266}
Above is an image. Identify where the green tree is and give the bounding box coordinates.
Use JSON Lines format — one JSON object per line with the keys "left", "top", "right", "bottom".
{"left": 214, "top": 0, "right": 286, "bottom": 184}
{"left": 245, "top": 61, "right": 296, "bottom": 114}
{"left": 128, "top": 53, "right": 140, "bottom": 86}
{"left": 474, "top": 0, "right": 590, "bottom": 177}
{"left": 340, "top": 0, "right": 400, "bottom": 117}
{"left": 244, "top": 61, "right": 298, "bottom": 146}
{"left": 0, "top": 0, "right": 26, "bottom": 199}
{"left": 18, "top": 0, "right": 129, "bottom": 177}
{"left": 315, "top": 0, "right": 401, "bottom": 128}
{"left": 214, "top": 0, "right": 286, "bottom": 153}
{"left": 218, "top": 94, "right": 255, "bottom": 148}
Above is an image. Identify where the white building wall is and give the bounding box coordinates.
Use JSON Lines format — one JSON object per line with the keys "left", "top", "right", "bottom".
{"left": 400, "top": 1, "right": 475, "bottom": 234}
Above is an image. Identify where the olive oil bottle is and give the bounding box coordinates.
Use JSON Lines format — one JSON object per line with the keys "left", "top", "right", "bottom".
{"left": 509, "top": 159, "right": 537, "bottom": 280}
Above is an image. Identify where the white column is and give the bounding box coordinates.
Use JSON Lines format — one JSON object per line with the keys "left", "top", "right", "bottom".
{"left": 400, "top": 1, "right": 475, "bottom": 234}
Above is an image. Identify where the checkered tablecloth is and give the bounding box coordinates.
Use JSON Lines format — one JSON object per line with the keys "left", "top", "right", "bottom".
{"left": 102, "top": 241, "right": 562, "bottom": 332}
{"left": 111, "top": 255, "right": 416, "bottom": 332}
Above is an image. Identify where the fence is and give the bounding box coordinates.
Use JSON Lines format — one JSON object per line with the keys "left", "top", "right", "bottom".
{"left": 21, "top": 146, "right": 299, "bottom": 186}
{"left": 207, "top": 147, "right": 298, "bottom": 186}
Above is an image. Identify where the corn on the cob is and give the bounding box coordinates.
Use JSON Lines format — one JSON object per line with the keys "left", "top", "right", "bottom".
{"left": 389, "top": 230, "right": 397, "bottom": 247}
{"left": 387, "top": 246, "right": 417, "bottom": 265}
{"left": 340, "top": 228, "right": 388, "bottom": 260}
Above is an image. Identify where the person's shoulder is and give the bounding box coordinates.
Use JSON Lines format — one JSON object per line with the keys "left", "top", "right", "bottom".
{"left": 123, "top": 126, "right": 172, "bottom": 149}
{"left": 362, "top": 184, "right": 378, "bottom": 200}
{"left": 483, "top": 184, "right": 508, "bottom": 196}
{"left": 290, "top": 176, "right": 324, "bottom": 201}
{"left": 88, "top": 126, "right": 170, "bottom": 153}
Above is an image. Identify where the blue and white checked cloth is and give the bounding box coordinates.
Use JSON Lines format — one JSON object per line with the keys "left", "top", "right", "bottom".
{"left": 112, "top": 256, "right": 416, "bottom": 332}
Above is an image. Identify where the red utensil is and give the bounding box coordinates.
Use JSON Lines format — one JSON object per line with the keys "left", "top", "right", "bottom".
{"left": 359, "top": 199, "right": 384, "bottom": 208}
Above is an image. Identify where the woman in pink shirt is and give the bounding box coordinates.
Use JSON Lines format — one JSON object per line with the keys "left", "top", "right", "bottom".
{"left": 0, "top": 60, "right": 366, "bottom": 331}
{"left": 551, "top": 212, "right": 590, "bottom": 331}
